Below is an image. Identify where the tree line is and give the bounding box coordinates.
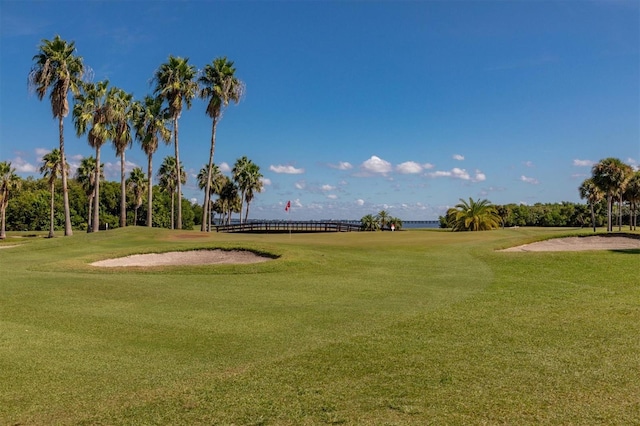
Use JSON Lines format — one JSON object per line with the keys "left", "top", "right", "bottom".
{"left": 0, "top": 153, "right": 263, "bottom": 236}
{"left": 438, "top": 158, "right": 639, "bottom": 231}
{"left": 13, "top": 34, "right": 247, "bottom": 237}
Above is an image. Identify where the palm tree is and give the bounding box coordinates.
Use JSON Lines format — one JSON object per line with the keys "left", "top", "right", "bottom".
{"left": 29, "top": 35, "right": 85, "bottom": 236}
{"left": 0, "top": 161, "right": 21, "bottom": 240}
{"left": 198, "top": 57, "right": 244, "bottom": 231}
{"left": 388, "top": 216, "right": 403, "bottom": 231}
{"left": 73, "top": 80, "right": 110, "bottom": 232}
{"left": 107, "top": 87, "right": 136, "bottom": 228}
{"left": 153, "top": 56, "right": 197, "bottom": 230}
{"left": 376, "top": 210, "right": 390, "bottom": 230}
{"left": 624, "top": 171, "right": 640, "bottom": 231}
{"left": 76, "top": 156, "right": 103, "bottom": 231}
{"left": 158, "top": 156, "right": 186, "bottom": 229}
{"left": 133, "top": 95, "right": 171, "bottom": 227}
{"left": 360, "top": 214, "right": 380, "bottom": 231}
{"left": 446, "top": 198, "right": 501, "bottom": 231}
{"left": 197, "top": 163, "right": 223, "bottom": 230}
{"left": 579, "top": 178, "right": 603, "bottom": 233}
{"left": 218, "top": 177, "right": 240, "bottom": 225}
{"left": 39, "top": 149, "right": 66, "bottom": 238}
{"left": 127, "top": 167, "right": 147, "bottom": 225}
{"left": 232, "top": 156, "right": 251, "bottom": 223}
{"left": 592, "top": 158, "right": 629, "bottom": 232}
{"left": 242, "top": 162, "right": 263, "bottom": 223}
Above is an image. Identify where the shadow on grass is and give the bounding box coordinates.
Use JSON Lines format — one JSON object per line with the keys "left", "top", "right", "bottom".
{"left": 610, "top": 248, "right": 640, "bottom": 254}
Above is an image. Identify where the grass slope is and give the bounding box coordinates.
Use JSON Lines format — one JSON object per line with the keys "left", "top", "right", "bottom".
{"left": 1, "top": 227, "right": 638, "bottom": 424}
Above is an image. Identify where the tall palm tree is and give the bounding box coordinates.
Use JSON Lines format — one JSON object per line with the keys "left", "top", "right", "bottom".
{"left": 153, "top": 56, "right": 197, "bottom": 230}
{"left": 29, "top": 35, "right": 85, "bottom": 236}
{"left": 39, "top": 149, "right": 66, "bottom": 238}
{"left": 242, "top": 162, "right": 263, "bottom": 223}
{"left": 197, "top": 163, "right": 223, "bottom": 230}
{"left": 108, "top": 87, "right": 135, "bottom": 228}
{"left": 592, "top": 158, "right": 629, "bottom": 232}
{"left": 446, "top": 198, "right": 501, "bottom": 231}
{"left": 579, "top": 178, "right": 603, "bottom": 233}
{"left": 232, "top": 156, "right": 251, "bottom": 223}
{"left": 198, "top": 57, "right": 244, "bottom": 231}
{"left": 0, "top": 161, "right": 21, "bottom": 240}
{"left": 73, "top": 80, "right": 110, "bottom": 232}
{"left": 158, "top": 156, "right": 186, "bottom": 229}
{"left": 76, "top": 156, "right": 103, "bottom": 231}
{"left": 218, "top": 177, "right": 240, "bottom": 225}
{"left": 133, "top": 95, "right": 171, "bottom": 227}
{"left": 127, "top": 167, "right": 147, "bottom": 225}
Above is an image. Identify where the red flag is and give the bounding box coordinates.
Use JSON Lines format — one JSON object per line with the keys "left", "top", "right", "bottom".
{"left": 285, "top": 200, "right": 291, "bottom": 212}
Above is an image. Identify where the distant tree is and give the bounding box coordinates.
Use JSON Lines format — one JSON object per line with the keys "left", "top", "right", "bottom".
{"left": 592, "top": 158, "right": 631, "bottom": 232}
{"left": 198, "top": 57, "right": 244, "bottom": 231}
{"left": 0, "top": 162, "right": 21, "bottom": 239}
{"left": 388, "top": 216, "right": 403, "bottom": 231}
{"left": 376, "top": 210, "right": 390, "bottom": 230}
{"left": 360, "top": 214, "right": 380, "bottom": 231}
{"left": 76, "top": 156, "right": 103, "bottom": 231}
{"left": 127, "top": 167, "right": 147, "bottom": 225}
{"left": 624, "top": 171, "right": 640, "bottom": 231}
{"left": 73, "top": 80, "right": 110, "bottom": 232}
{"left": 153, "top": 56, "right": 197, "bottom": 229}
{"left": 29, "top": 35, "right": 85, "bottom": 236}
{"left": 446, "top": 198, "right": 501, "bottom": 231}
{"left": 158, "top": 156, "right": 186, "bottom": 229}
{"left": 243, "top": 162, "right": 263, "bottom": 223}
{"left": 579, "top": 178, "right": 603, "bottom": 233}
{"left": 133, "top": 95, "right": 171, "bottom": 227}
{"left": 39, "top": 149, "right": 66, "bottom": 238}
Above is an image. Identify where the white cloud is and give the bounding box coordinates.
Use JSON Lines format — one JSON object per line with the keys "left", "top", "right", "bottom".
{"left": 294, "top": 180, "right": 306, "bottom": 190}
{"left": 428, "top": 167, "right": 485, "bottom": 183}
{"left": 453, "top": 154, "right": 465, "bottom": 161}
{"left": 356, "top": 199, "right": 365, "bottom": 206}
{"left": 361, "top": 155, "right": 392, "bottom": 175}
{"left": 270, "top": 164, "right": 305, "bottom": 174}
{"left": 573, "top": 159, "right": 594, "bottom": 167}
{"left": 321, "top": 184, "right": 336, "bottom": 191}
{"left": 520, "top": 175, "right": 539, "bottom": 184}
{"left": 35, "top": 148, "right": 51, "bottom": 158}
{"left": 260, "top": 177, "right": 271, "bottom": 186}
{"left": 329, "top": 161, "right": 353, "bottom": 170}
{"left": 396, "top": 161, "right": 423, "bottom": 174}
{"left": 422, "top": 162, "right": 435, "bottom": 170}
{"left": 473, "top": 170, "right": 486, "bottom": 182}
{"left": 104, "top": 160, "right": 138, "bottom": 179}
{"left": 11, "top": 157, "right": 37, "bottom": 173}
{"left": 219, "top": 162, "right": 231, "bottom": 173}
{"left": 327, "top": 194, "right": 338, "bottom": 199}
{"left": 524, "top": 161, "right": 534, "bottom": 167}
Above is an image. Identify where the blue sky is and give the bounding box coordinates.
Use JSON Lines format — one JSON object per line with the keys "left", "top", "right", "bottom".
{"left": 1, "top": 0, "right": 638, "bottom": 220}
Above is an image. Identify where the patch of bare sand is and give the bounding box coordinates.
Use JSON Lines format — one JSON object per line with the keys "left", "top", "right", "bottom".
{"left": 91, "top": 250, "right": 272, "bottom": 267}
{"left": 0, "top": 245, "right": 19, "bottom": 249}
{"left": 500, "top": 235, "right": 640, "bottom": 252}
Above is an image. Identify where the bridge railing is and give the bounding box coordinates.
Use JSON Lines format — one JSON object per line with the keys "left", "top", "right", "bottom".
{"left": 215, "top": 221, "right": 362, "bottom": 233}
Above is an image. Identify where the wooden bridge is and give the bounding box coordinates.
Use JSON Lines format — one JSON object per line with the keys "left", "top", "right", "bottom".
{"left": 215, "top": 221, "right": 362, "bottom": 233}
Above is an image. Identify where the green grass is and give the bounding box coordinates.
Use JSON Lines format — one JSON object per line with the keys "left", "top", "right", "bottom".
{"left": 1, "top": 227, "right": 638, "bottom": 424}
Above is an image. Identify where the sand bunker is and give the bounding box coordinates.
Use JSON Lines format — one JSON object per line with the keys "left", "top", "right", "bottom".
{"left": 0, "top": 245, "right": 19, "bottom": 249}
{"left": 91, "top": 250, "right": 272, "bottom": 267}
{"left": 501, "top": 235, "right": 640, "bottom": 252}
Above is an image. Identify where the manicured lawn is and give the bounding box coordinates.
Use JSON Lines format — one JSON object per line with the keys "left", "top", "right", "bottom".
{"left": 1, "top": 227, "right": 638, "bottom": 424}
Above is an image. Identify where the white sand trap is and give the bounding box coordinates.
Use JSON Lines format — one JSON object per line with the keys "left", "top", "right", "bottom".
{"left": 0, "top": 245, "right": 19, "bottom": 249}
{"left": 91, "top": 249, "right": 272, "bottom": 267}
{"left": 500, "top": 236, "right": 640, "bottom": 252}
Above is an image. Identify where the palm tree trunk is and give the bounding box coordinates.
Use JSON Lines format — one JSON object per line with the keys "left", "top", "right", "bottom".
{"left": 607, "top": 195, "right": 613, "bottom": 232}
{"left": 0, "top": 203, "right": 6, "bottom": 239}
{"left": 147, "top": 154, "right": 153, "bottom": 227}
{"left": 590, "top": 204, "right": 596, "bottom": 233}
{"left": 120, "top": 152, "right": 126, "bottom": 228}
{"left": 201, "top": 118, "right": 217, "bottom": 232}
{"left": 170, "top": 191, "right": 175, "bottom": 230}
{"left": 92, "top": 146, "right": 101, "bottom": 232}
{"left": 174, "top": 117, "right": 182, "bottom": 230}
{"left": 134, "top": 207, "right": 138, "bottom": 225}
{"left": 59, "top": 117, "right": 73, "bottom": 236}
{"left": 48, "top": 182, "right": 55, "bottom": 238}
{"left": 244, "top": 202, "right": 250, "bottom": 223}
{"left": 87, "top": 196, "right": 93, "bottom": 232}
{"left": 618, "top": 196, "right": 623, "bottom": 231}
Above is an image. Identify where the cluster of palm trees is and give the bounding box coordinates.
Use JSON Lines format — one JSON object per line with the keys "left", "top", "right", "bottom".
{"left": 0, "top": 161, "right": 21, "bottom": 239}
{"left": 360, "top": 210, "right": 403, "bottom": 231}
{"left": 579, "top": 158, "right": 640, "bottom": 232}
{"left": 27, "top": 35, "right": 245, "bottom": 235}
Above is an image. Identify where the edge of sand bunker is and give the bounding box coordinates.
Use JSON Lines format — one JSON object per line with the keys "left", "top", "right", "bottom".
{"left": 500, "top": 235, "right": 640, "bottom": 252}
{"left": 91, "top": 249, "right": 274, "bottom": 267}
